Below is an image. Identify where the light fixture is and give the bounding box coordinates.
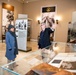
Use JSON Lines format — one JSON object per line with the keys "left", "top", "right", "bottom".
{"left": 37, "top": 17, "right": 41, "bottom": 24}
{"left": 38, "top": 20, "right": 40, "bottom": 24}
{"left": 56, "top": 19, "right": 58, "bottom": 24}
{"left": 6, "top": 4, "right": 11, "bottom": 8}
{"left": 55, "top": 16, "right": 61, "bottom": 24}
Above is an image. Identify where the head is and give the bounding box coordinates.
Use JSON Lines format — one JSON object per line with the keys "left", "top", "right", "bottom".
{"left": 8, "top": 24, "right": 15, "bottom": 32}
{"left": 40, "top": 22, "right": 46, "bottom": 31}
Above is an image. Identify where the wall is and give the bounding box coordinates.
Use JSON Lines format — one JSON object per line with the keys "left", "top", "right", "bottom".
{"left": 0, "top": 0, "right": 23, "bottom": 40}
{"left": 23, "top": 0, "right": 76, "bottom": 42}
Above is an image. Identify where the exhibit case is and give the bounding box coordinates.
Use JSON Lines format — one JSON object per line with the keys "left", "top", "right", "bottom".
{"left": 15, "top": 19, "right": 28, "bottom": 51}
{"left": 15, "top": 18, "right": 32, "bottom": 52}
{"left": 1, "top": 42, "right": 76, "bottom": 75}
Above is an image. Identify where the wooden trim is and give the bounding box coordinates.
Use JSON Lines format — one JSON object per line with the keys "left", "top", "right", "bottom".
{"left": 2, "top": 3, "right": 14, "bottom": 11}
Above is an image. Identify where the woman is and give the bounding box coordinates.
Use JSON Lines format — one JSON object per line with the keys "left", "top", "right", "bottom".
{"left": 5, "top": 24, "right": 18, "bottom": 70}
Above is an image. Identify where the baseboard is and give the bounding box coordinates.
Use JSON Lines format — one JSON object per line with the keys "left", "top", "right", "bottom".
{"left": 30, "top": 39, "right": 38, "bottom": 42}
{"left": 0, "top": 39, "right": 37, "bottom": 42}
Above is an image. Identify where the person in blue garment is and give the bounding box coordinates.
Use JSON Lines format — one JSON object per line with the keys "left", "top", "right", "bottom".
{"left": 38, "top": 18, "right": 56, "bottom": 49}
{"left": 5, "top": 24, "right": 18, "bottom": 70}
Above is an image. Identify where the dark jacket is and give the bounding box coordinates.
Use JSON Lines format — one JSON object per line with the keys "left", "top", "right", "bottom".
{"left": 5, "top": 32, "right": 18, "bottom": 60}
{"left": 38, "top": 28, "right": 54, "bottom": 49}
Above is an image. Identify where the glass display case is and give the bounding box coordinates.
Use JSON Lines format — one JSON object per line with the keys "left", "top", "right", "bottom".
{"left": 2, "top": 26, "right": 6, "bottom": 42}
{"left": 1, "top": 42, "right": 76, "bottom": 75}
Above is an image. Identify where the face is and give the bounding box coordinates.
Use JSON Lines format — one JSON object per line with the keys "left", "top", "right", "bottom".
{"left": 41, "top": 24, "right": 46, "bottom": 31}
{"left": 10, "top": 28, "right": 15, "bottom": 32}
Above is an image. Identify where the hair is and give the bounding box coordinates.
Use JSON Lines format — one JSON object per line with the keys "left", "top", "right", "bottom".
{"left": 41, "top": 22, "right": 46, "bottom": 25}
{"left": 8, "top": 24, "right": 15, "bottom": 31}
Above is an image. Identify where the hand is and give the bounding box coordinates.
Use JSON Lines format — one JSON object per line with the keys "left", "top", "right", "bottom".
{"left": 9, "top": 49, "right": 12, "bottom": 51}
{"left": 51, "top": 24, "right": 57, "bottom": 29}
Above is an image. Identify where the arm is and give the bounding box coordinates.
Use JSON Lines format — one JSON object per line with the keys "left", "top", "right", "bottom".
{"left": 6, "top": 32, "right": 12, "bottom": 49}
{"left": 51, "top": 23, "right": 57, "bottom": 30}
{"left": 48, "top": 28, "right": 54, "bottom": 33}
{"left": 49, "top": 24, "right": 57, "bottom": 33}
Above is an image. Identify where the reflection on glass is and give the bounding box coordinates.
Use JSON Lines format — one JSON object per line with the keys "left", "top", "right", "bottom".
{"left": 1, "top": 42, "right": 76, "bottom": 75}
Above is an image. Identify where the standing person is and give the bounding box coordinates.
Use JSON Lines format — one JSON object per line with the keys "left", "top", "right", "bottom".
{"left": 5, "top": 24, "right": 18, "bottom": 70}
{"left": 38, "top": 21, "right": 56, "bottom": 49}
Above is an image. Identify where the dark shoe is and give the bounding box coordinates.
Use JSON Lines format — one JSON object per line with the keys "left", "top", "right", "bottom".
{"left": 14, "top": 64, "right": 18, "bottom": 67}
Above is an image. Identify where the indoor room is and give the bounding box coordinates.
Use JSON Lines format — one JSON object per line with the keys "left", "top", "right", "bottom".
{"left": 0, "top": 0, "right": 76, "bottom": 75}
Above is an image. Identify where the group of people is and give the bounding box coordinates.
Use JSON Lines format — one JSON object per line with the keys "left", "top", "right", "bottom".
{"left": 5, "top": 17, "right": 56, "bottom": 70}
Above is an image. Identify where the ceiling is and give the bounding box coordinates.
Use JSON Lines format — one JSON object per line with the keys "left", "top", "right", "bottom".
{"left": 17, "top": 0, "right": 41, "bottom": 3}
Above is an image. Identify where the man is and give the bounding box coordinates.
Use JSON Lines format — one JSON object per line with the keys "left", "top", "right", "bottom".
{"left": 38, "top": 22, "right": 56, "bottom": 49}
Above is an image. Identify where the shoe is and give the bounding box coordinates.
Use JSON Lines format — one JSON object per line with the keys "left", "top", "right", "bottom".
{"left": 6, "top": 66, "right": 13, "bottom": 70}
{"left": 13, "top": 64, "right": 18, "bottom": 67}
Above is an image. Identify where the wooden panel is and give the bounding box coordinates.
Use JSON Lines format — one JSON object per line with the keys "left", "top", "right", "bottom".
{"left": 2, "top": 3, "right": 14, "bottom": 11}
{"left": 26, "top": 63, "right": 76, "bottom": 75}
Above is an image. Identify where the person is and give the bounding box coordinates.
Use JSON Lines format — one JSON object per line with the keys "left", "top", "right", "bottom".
{"left": 5, "top": 24, "right": 18, "bottom": 70}
{"left": 38, "top": 21, "right": 56, "bottom": 49}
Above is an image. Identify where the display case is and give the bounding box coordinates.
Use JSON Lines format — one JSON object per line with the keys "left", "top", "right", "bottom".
{"left": 2, "top": 26, "right": 7, "bottom": 42}
{"left": 27, "top": 19, "right": 32, "bottom": 41}
{"left": 1, "top": 42, "right": 76, "bottom": 75}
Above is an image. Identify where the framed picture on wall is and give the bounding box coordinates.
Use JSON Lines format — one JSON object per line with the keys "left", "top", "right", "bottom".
{"left": 41, "top": 6, "right": 56, "bottom": 27}
{"left": 2, "top": 3, "right": 14, "bottom": 27}
{"left": 2, "top": 3, "right": 14, "bottom": 42}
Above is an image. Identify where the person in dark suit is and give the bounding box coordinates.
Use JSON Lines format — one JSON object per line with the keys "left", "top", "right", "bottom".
{"left": 5, "top": 24, "right": 18, "bottom": 70}
{"left": 38, "top": 21, "right": 56, "bottom": 49}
